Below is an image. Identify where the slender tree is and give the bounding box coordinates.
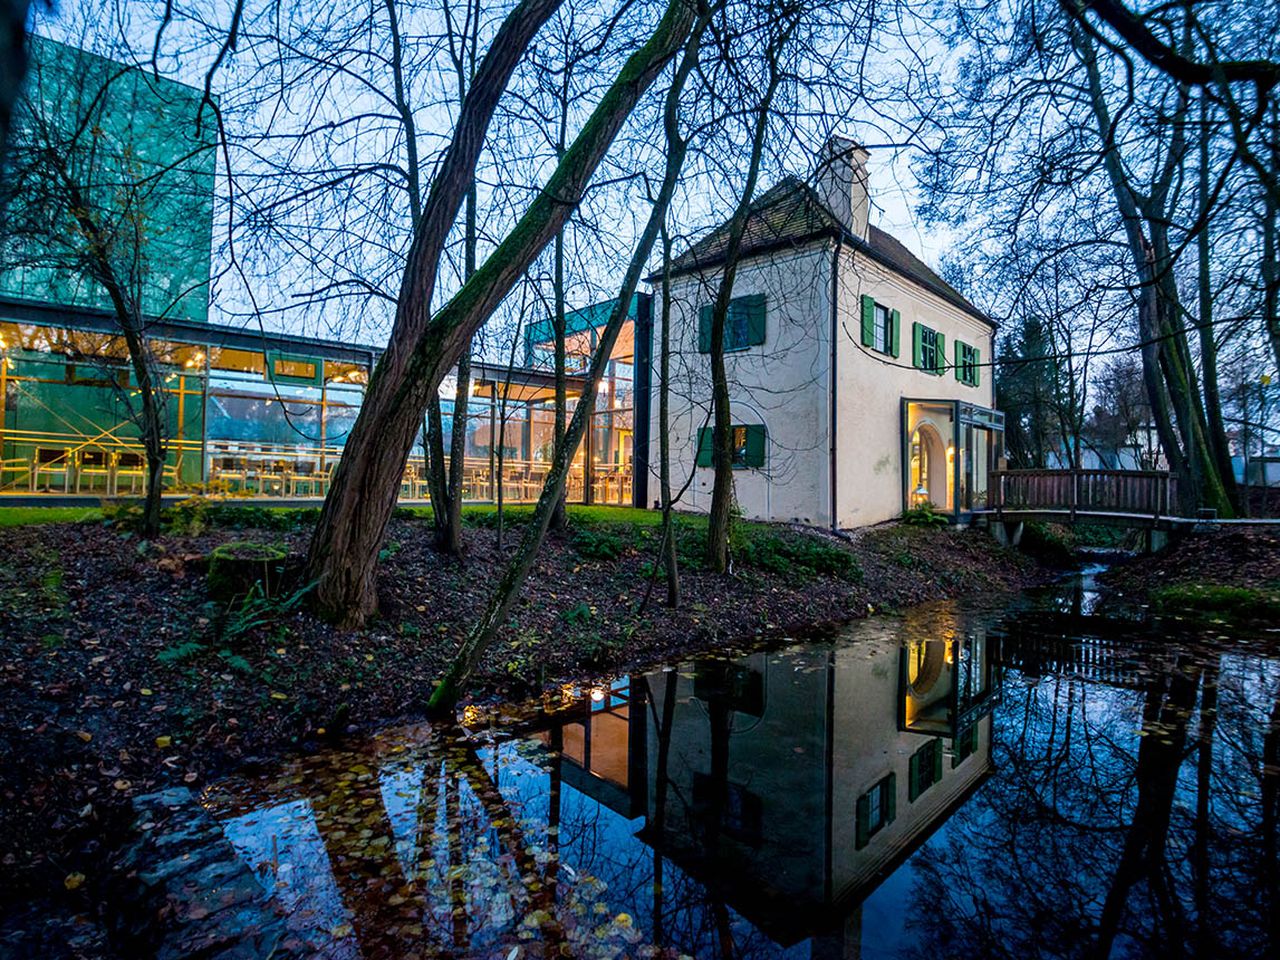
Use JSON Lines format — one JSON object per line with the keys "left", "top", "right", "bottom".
{"left": 428, "top": 3, "right": 711, "bottom": 709}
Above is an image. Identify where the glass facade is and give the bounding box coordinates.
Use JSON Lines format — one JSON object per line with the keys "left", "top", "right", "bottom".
{"left": 0, "top": 318, "right": 372, "bottom": 497}
{"left": 903, "top": 398, "right": 1004, "bottom": 517}
{"left": 0, "top": 297, "right": 643, "bottom": 506}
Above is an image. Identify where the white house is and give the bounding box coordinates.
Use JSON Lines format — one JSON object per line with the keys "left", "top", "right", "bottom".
{"left": 648, "top": 136, "right": 1003, "bottom": 528}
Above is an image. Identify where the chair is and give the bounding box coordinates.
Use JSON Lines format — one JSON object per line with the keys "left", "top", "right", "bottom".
{"left": 32, "top": 448, "right": 73, "bottom": 493}
{"left": 1, "top": 457, "right": 31, "bottom": 491}
{"left": 75, "top": 450, "right": 112, "bottom": 493}
{"left": 287, "top": 460, "right": 322, "bottom": 497}
{"left": 211, "top": 455, "right": 249, "bottom": 493}
{"left": 115, "top": 451, "right": 147, "bottom": 494}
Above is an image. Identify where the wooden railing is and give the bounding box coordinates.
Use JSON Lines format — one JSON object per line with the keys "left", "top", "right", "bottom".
{"left": 990, "top": 469, "right": 1177, "bottom": 518}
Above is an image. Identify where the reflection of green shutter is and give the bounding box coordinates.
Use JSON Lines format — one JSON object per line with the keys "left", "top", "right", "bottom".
{"left": 884, "top": 773, "right": 897, "bottom": 823}
{"left": 935, "top": 334, "right": 946, "bottom": 376}
{"left": 698, "top": 305, "right": 712, "bottom": 353}
{"left": 855, "top": 793, "right": 870, "bottom": 849}
{"left": 912, "top": 322, "right": 923, "bottom": 369}
{"left": 908, "top": 751, "right": 920, "bottom": 801}
{"left": 743, "top": 424, "right": 766, "bottom": 467}
{"left": 860, "top": 295, "right": 876, "bottom": 347}
{"left": 696, "top": 426, "right": 713, "bottom": 467}
{"left": 890, "top": 310, "right": 901, "bottom": 358}
{"left": 974, "top": 347, "right": 981, "bottom": 387}
{"left": 744, "top": 293, "right": 766, "bottom": 347}
{"left": 932, "top": 738, "right": 943, "bottom": 782}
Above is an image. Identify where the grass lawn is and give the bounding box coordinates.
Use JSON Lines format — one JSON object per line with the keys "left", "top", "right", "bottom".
{"left": 0, "top": 500, "right": 666, "bottom": 529}
{"left": 0, "top": 506, "right": 104, "bottom": 527}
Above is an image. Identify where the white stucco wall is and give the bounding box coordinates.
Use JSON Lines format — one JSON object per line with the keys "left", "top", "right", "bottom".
{"left": 832, "top": 246, "right": 996, "bottom": 528}
{"left": 647, "top": 244, "right": 835, "bottom": 526}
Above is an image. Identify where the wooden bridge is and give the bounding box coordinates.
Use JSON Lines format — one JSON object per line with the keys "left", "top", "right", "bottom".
{"left": 986, "top": 469, "right": 1179, "bottom": 526}
{"left": 976, "top": 468, "right": 1280, "bottom": 549}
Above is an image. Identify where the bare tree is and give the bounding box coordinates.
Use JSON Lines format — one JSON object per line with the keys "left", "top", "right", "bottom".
{"left": 428, "top": 2, "right": 711, "bottom": 710}
{"left": 305, "top": 0, "right": 698, "bottom": 626}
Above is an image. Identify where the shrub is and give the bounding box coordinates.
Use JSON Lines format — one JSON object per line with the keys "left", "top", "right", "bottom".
{"left": 222, "top": 578, "right": 316, "bottom": 647}
{"left": 739, "top": 532, "right": 862, "bottom": 582}
{"left": 164, "top": 497, "right": 213, "bottom": 535}
{"left": 901, "top": 503, "right": 949, "bottom": 528}
{"left": 207, "top": 541, "right": 289, "bottom": 601}
{"left": 571, "top": 526, "right": 625, "bottom": 561}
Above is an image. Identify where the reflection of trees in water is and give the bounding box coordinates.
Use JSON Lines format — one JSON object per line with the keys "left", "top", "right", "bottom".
{"left": 905, "top": 649, "right": 1280, "bottom": 959}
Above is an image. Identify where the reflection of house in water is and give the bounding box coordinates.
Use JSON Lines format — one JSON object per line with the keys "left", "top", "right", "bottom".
{"left": 637, "top": 615, "right": 1000, "bottom": 948}
{"left": 199, "top": 614, "right": 1000, "bottom": 958}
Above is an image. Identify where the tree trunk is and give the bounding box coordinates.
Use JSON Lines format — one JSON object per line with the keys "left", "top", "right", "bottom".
{"left": 551, "top": 216, "right": 569, "bottom": 531}
{"left": 427, "top": 14, "right": 704, "bottom": 709}
{"left": 658, "top": 221, "right": 680, "bottom": 607}
{"left": 1265, "top": 101, "right": 1280, "bottom": 374}
{"left": 1197, "top": 93, "right": 1238, "bottom": 511}
{"left": 705, "top": 34, "right": 788, "bottom": 572}
{"left": 1074, "top": 22, "right": 1231, "bottom": 516}
{"left": 425, "top": 397, "right": 450, "bottom": 538}
{"left": 306, "top": 0, "right": 692, "bottom": 626}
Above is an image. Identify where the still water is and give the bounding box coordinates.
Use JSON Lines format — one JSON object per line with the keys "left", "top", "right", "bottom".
{"left": 199, "top": 575, "right": 1280, "bottom": 958}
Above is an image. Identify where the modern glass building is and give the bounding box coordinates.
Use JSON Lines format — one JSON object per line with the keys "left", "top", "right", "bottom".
{"left": 0, "top": 36, "right": 646, "bottom": 508}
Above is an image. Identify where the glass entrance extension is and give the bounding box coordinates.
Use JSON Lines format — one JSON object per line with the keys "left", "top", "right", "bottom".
{"left": 902, "top": 398, "right": 1004, "bottom": 519}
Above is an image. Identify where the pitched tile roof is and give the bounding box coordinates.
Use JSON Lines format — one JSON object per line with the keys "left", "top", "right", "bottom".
{"left": 657, "top": 175, "right": 991, "bottom": 327}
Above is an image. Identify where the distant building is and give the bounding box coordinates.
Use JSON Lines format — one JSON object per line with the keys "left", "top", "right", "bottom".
{"left": 647, "top": 136, "right": 1004, "bottom": 527}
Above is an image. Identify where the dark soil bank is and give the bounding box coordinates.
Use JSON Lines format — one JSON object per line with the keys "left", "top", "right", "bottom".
{"left": 0, "top": 513, "right": 1045, "bottom": 917}
{"left": 1100, "top": 527, "right": 1280, "bottom": 603}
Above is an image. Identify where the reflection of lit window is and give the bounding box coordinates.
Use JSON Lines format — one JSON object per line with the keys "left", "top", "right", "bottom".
{"left": 855, "top": 773, "right": 896, "bottom": 849}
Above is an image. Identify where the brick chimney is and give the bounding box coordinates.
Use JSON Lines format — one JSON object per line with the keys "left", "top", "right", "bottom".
{"left": 816, "top": 135, "right": 870, "bottom": 241}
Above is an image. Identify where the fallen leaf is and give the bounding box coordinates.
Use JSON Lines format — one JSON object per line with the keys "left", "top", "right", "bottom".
{"left": 155, "top": 736, "right": 172, "bottom": 749}
{"left": 64, "top": 872, "right": 85, "bottom": 891}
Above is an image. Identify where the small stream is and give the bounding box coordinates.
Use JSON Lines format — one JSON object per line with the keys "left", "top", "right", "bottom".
{"left": 164, "top": 573, "right": 1279, "bottom": 958}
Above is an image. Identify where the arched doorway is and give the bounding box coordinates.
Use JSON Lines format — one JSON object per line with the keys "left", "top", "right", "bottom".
{"left": 909, "top": 422, "right": 948, "bottom": 509}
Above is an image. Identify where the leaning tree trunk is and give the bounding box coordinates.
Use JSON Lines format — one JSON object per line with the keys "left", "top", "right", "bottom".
{"left": 427, "top": 12, "right": 705, "bottom": 710}
{"left": 306, "top": 0, "right": 696, "bottom": 626}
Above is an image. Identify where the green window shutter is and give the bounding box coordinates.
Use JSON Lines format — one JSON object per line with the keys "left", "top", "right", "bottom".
{"left": 698, "top": 305, "right": 712, "bottom": 353}
{"left": 912, "top": 322, "right": 923, "bottom": 369}
{"left": 889, "top": 309, "right": 901, "bottom": 358}
{"left": 744, "top": 293, "right": 766, "bottom": 346}
{"left": 908, "top": 752, "right": 921, "bottom": 802}
{"left": 696, "top": 426, "right": 714, "bottom": 467}
{"left": 954, "top": 340, "right": 963, "bottom": 381}
{"left": 974, "top": 347, "right": 981, "bottom": 387}
{"left": 935, "top": 333, "right": 946, "bottom": 376}
{"left": 860, "top": 295, "right": 876, "bottom": 347}
{"left": 932, "top": 738, "right": 943, "bottom": 783}
{"left": 884, "top": 773, "right": 897, "bottom": 823}
{"left": 855, "top": 793, "right": 870, "bottom": 849}
{"left": 743, "top": 424, "right": 766, "bottom": 467}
